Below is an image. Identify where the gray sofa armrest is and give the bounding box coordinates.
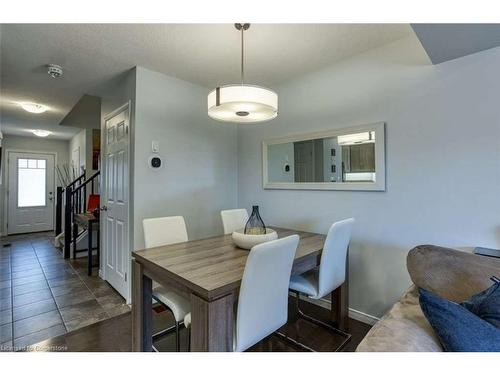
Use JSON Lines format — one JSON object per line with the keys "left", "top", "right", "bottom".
{"left": 407, "top": 244, "right": 500, "bottom": 302}
{"left": 356, "top": 286, "right": 442, "bottom": 352}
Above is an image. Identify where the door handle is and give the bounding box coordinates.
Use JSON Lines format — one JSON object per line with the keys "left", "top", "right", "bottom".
{"left": 100, "top": 205, "right": 108, "bottom": 211}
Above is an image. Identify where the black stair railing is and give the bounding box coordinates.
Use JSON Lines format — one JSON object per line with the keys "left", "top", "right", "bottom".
{"left": 62, "top": 171, "right": 100, "bottom": 259}
{"left": 55, "top": 172, "right": 86, "bottom": 236}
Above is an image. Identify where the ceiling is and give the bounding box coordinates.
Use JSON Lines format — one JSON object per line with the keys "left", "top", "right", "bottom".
{"left": 411, "top": 24, "right": 500, "bottom": 64}
{"left": 0, "top": 23, "right": 413, "bottom": 140}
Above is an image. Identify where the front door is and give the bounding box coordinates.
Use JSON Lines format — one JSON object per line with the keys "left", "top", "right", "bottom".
{"left": 102, "top": 103, "right": 130, "bottom": 299}
{"left": 7, "top": 152, "right": 55, "bottom": 234}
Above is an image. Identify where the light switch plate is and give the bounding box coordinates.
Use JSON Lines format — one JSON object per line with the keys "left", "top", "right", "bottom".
{"left": 152, "top": 141, "right": 160, "bottom": 153}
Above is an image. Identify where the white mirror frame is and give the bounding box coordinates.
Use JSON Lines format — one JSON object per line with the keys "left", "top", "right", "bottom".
{"left": 262, "top": 122, "right": 386, "bottom": 191}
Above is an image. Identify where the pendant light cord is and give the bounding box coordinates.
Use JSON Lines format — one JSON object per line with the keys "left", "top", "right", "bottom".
{"left": 241, "top": 27, "right": 244, "bottom": 85}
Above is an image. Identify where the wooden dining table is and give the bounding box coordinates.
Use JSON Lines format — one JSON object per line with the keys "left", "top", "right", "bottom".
{"left": 131, "top": 227, "right": 349, "bottom": 352}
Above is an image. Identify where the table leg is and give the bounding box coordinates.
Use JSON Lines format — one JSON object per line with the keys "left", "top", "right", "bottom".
{"left": 132, "top": 259, "right": 152, "bottom": 352}
{"left": 190, "top": 292, "right": 234, "bottom": 352}
{"left": 87, "top": 226, "right": 93, "bottom": 276}
{"left": 331, "top": 252, "right": 349, "bottom": 331}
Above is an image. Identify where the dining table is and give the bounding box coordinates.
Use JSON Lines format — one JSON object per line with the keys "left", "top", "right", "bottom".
{"left": 131, "top": 226, "right": 349, "bottom": 352}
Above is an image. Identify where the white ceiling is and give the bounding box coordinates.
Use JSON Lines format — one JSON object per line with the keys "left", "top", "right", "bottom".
{"left": 0, "top": 23, "right": 413, "bottom": 140}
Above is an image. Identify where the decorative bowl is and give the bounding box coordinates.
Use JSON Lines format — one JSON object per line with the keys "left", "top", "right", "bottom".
{"left": 231, "top": 228, "right": 278, "bottom": 250}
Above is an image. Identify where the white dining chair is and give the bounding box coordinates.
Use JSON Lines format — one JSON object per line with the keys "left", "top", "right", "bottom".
{"left": 220, "top": 208, "right": 249, "bottom": 234}
{"left": 143, "top": 216, "right": 190, "bottom": 352}
{"left": 286, "top": 218, "right": 355, "bottom": 351}
{"left": 183, "top": 234, "right": 300, "bottom": 352}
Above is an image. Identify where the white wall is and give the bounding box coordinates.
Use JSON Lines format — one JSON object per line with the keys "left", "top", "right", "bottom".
{"left": 237, "top": 36, "right": 500, "bottom": 318}
{"left": 68, "top": 128, "right": 98, "bottom": 180}
{"left": 0, "top": 135, "right": 70, "bottom": 234}
{"left": 69, "top": 129, "right": 86, "bottom": 178}
{"left": 133, "top": 67, "right": 238, "bottom": 250}
{"left": 268, "top": 143, "right": 294, "bottom": 182}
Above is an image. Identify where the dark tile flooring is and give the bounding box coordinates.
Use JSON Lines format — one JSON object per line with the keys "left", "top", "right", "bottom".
{"left": 22, "top": 295, "right": 371, "bottom": 352}
{"left": 0, "top": 231, "right": 130, "bottom": 351}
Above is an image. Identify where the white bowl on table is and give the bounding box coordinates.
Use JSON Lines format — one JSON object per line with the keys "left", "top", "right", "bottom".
{"left": 231, "top": 228, "right": 278, "bottom": 250}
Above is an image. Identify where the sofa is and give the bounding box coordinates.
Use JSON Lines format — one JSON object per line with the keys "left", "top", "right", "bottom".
{"left": 356, "top": 244, "right": 500, "bottom": 351}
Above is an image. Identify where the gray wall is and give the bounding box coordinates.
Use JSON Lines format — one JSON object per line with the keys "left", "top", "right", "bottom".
{"left": 0, "top": 135, "right": 70, "bottom": 234}
{"left": 133, "top": 67, "right": 238, "bottom": 250}
{"left": 237, "top": 36, "right": 500, "bottom": 318}
{"left": 268, "top": 143, "right": 295, "bottom": 182}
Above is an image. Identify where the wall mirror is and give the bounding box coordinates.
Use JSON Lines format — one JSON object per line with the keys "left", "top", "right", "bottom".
{"left": 263, "top": 122, "right": 385, "bottom": 191}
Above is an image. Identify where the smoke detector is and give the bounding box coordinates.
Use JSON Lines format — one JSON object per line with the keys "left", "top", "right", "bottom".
{"left": 47, "top": 64, "right": 63, "bottom": 78}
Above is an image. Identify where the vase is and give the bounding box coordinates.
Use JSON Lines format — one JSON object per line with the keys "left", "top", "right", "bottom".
{"left": 244, "top": 205, "right": 266, "bottom": 235}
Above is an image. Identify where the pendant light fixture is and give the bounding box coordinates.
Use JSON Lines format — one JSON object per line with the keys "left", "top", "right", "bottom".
{"left": 208, "top": 23, "right": 278, "bottom": 124}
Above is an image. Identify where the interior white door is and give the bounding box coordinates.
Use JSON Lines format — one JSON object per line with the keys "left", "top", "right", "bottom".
{"left": 102, "top": 103, "right": 130, "bottom": 298}
{"left": 7, "top": 152, "right": 55, "bottom": 234}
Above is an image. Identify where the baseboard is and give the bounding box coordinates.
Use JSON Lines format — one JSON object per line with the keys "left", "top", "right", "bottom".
{"left": 347, "top": 307, "right": 380, "bottom": 326}
{"left": 291, "top": 292, "right": 381, "bottom": 326}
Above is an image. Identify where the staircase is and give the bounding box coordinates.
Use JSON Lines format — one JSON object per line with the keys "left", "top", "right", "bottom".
{"left": 55, "top": 170, "right": 100, "bottom": 258}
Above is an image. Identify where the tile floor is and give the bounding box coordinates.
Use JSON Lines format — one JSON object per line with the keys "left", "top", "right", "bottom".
{"left": 0, "top": 231, "right": 130, "bottom": 351}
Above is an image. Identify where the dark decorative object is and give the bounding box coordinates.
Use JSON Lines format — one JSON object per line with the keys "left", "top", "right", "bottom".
{"left": 244, "top": 205, "right": 266, "bottom": 235}
{"left": 92, "top": 207, "right": 100, "bottom": 220}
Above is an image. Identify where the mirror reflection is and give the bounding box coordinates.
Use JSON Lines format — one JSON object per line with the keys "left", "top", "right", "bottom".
{"left": 267, "top": 131, "right": 376, "bottom": 183}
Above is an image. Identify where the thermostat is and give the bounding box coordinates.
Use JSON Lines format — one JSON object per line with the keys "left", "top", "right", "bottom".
{"left": 148, "top": 155, "right": 163, "bottom": 170}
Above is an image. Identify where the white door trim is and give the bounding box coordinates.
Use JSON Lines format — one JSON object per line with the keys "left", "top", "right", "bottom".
{"left": 3, "top": 149, "right": 58, "bottom": 235}
{"left": 101, "top": 101, "right": 132, "bottom": 302}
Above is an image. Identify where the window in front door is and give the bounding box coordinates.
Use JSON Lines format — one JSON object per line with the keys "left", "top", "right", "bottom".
{"left": 17, "top": 158, "right": 46, "bottom": 207}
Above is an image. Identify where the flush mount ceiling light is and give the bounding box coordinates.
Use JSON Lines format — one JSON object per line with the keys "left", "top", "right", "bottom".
{"left": 20, "top": 102, "right": 48, "bottom": 114}
{"left": 32, "top": 129, "right": 51, "bottom": 137}
{"left": 208, "top": 23, "right": 278, "bottom": 124}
